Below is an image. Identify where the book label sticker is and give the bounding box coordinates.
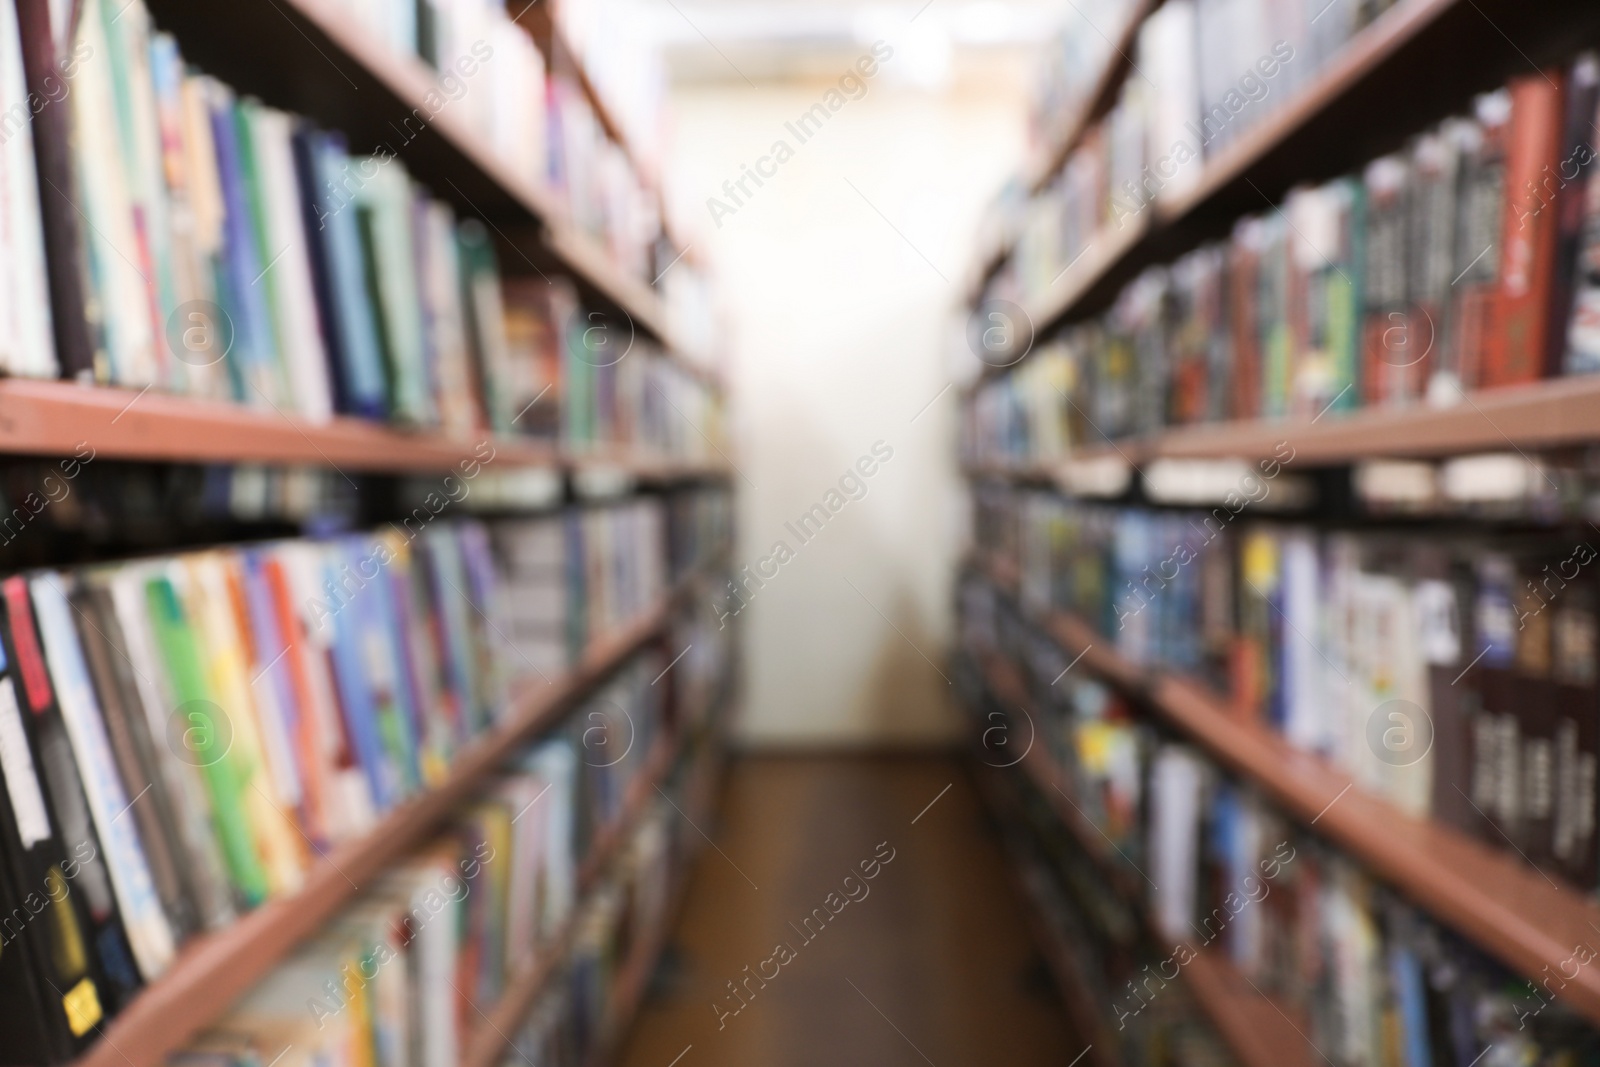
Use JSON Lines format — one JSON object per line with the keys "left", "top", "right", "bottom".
{"left": 61, "top": 976, "right": 102, "bottom": 1036}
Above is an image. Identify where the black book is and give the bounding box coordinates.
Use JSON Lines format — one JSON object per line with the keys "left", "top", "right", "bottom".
{"left": 0, "top": 608, "right": 115, "bottom": 1059}
{"left": 71, "top": 583, "right": 200, "bottom": 940}
{"left": 0, "top": 575, "right": 142, "bottom": 1013}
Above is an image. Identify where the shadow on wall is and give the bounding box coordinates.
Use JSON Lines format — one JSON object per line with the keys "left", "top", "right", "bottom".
{"left": 857, "top": 575, "right": 963, "bottom": 746}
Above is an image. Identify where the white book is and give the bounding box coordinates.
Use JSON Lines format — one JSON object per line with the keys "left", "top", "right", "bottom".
{"left": 71, "top": 0, "right": 160, "bottom": 383}
{"left": 0, "top": 0, "right": 58, "bottom": 378}
{"left": 30, "top": 573, "right": 177, "bottom": 978}
{"left": 249, "top": 105, "right": 335, "bottom": 423}
{"left": 530, "top": 739, "right": 576, "bottom": 936}
{"left": 417, "top": 199, "right": 477, "bottom": 438}
{"left": 1149, "top": 744, "right": 1204, "bottom": 943}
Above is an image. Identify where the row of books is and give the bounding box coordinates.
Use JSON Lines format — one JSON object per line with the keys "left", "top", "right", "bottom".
{"left": 1000, "top": 0, "right": 1410, "bottom": 309}
{"left": 957, "top": 606, "right": 1600, "bottom": 1066}
{"left": 0, "top": 499, "right": 708, "bottom": 1060}
{"left": 0, "top": 0, "right": 723, "bottom": 448}
{"left": 329, "top": 0, "right": 664, "bottom": 284}
{"left": 1024, "top": 0, "right": 1135, "bottom": 169}
{"left": 973, "top": 483, "right": 1600, "bottom": 890}
{"left": 961, "top": 694, "right": 1239, "bottom": 1066}
{"left": 1149, "top": 742, "right": 1597, "bottom": 1066}
{"left": 160, "top": 642, "right": 713, "bottom": 1067}
{"left": 972, "top": 51, "right": 1600, "bottom": 460}
{"left": 554, "top": 0, "right": 670, "bottom": 187}
{"left": 504, "top": 800, "right": 681, "bottom": 1067}
{"left": 485, "top": 274, "right": 726, "bottom": 458}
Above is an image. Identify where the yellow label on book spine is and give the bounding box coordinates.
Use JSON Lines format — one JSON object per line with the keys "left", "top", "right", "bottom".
{"left": 61, "top": 976, "right": 103, "bottom": 1036}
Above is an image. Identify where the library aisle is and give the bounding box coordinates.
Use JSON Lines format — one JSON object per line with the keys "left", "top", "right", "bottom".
{"left": 10, "top": 0, "right": 1600, "bottom": 1065}
{"left": 616, "top": 757, "right": 1079, "bottom": 1067}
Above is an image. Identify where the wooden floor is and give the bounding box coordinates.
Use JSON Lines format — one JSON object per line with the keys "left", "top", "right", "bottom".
{"left": 616, "top": 753, "right": 1082, "bottom": 1067}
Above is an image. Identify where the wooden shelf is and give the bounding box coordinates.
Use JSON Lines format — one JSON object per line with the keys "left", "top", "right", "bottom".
{"left": 974, "top": 0, "right": 1600, "bottom": 340}
{"left": 976, "top": 552, "right": 1600, "bottom": 1028}
{"left": 139, "top": 0, "right": 708, "bottom": 372}
{"left": 973, "top": 648, "right": 1318, "bottom": 1067}
{"left": 72, "top": 568, "right": 715, "bottom": 1067}
{"left": 0, "top": 377, "right": 730, "bottom": 478}
{"left": 967, "top": 372, "right": 1600, "bottom": 473}
{"left": 461, "top": 734, "right": 682, "bottom": 1067}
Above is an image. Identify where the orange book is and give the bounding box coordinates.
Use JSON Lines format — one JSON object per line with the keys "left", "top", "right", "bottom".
{"left": 263, "top": 554, "right": 330, "bottom": 846}
{"left": 1486, "top": 71, "right": 1567, "bottom": 386}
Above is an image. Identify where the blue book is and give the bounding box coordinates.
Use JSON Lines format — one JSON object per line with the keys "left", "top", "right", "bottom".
{"left": 299, "top": 130, "right": 388, "bottom": 419}
{"left": 204, "top": 83, "right": 279, "bottom": 406}
{"left": 321, "top": 540, "right": 397, "bottom": 810}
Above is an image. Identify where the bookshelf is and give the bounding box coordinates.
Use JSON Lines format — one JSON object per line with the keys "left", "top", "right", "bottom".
{"left": 975, "top": 550, "right": 1600, "bottom": 1030}
{"left": 0, "top": 0, "right": 737, "bottom": 1064}
{"left": 139, "top": 0, "right": 707, "bottom": 370}
{"left": 973, "top": 648, "right": 1317, "bottom": 1067}
{"left": 70, "top": 563, "right": 721, "bottom": 1067}
{"left": 974, "top": 0, "right": 1600, "bottom": 377}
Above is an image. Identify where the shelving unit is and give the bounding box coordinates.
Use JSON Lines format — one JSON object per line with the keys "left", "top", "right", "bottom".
{"left": 972, "top": 0, "right": 1600, "bottom": 375}
{"left": 970, "top": 762, "right": 1121, "bottom": 1067}
{"left": 462, "top": 733, "right": 683, "bottom": 1067}
{"left": 71, "top": 564, "right": 722, "bottom": 1067}
{"left": 975, "top": 550, "right": 1600, "bottom": 1030}
{"left": 1, "top": 2, "right": 735, "bottom": 1066}
{"left": 972, "top": 648, "right": 1317, "bottom": 1067}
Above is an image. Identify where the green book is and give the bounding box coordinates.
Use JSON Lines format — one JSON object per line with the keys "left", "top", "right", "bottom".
{"left": 143, "top": 575, "right": 268, "bottom": 906}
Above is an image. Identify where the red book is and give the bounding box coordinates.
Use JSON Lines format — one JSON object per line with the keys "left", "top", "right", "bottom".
{"left": 1228, "top": 218, "right": 1264, "bottom": 419}
{"left": 1486, "top": 72, "right": 1567, "bottom": 386}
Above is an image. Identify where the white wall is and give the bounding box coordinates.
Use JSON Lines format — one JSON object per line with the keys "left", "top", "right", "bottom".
{"left": 666, "top": 56, "right": 1026, "bottom": 746}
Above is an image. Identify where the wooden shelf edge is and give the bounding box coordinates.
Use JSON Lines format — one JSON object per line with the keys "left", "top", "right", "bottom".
{"left": 1155, "top": 0, "right": 1460, "bottom": 224}
{"left": 70, "top": 565, "right": 717, "bottom": 1067}
{"left": 972, "top": 552, "right": 1600, "bottom": 1027}
{"left": 965, "top": 373, "right": 1600, "bottom": 470}
{"left": 965, "top": 0, "right": 1159, "bottom": 302}
{"left": 0, "top": 377, "right": 737, "bottom": 475}
{"left": 1181, "top": 953, "right": 1318, "bottom": 1067}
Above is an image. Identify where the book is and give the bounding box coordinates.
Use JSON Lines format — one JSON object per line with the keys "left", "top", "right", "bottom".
{"left": 0, "top": 0, "right": 57, "bottom": 380}
{"left": 1485, "top": 71, "right": 1567, "bottom": 387}
{"left": 0, "top": 575, "right": 145, "bottom": 1009}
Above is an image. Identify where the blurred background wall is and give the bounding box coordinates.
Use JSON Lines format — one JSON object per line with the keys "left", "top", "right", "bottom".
{"left": 653, "top": 7, "right": 1038, "bottom": 746}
